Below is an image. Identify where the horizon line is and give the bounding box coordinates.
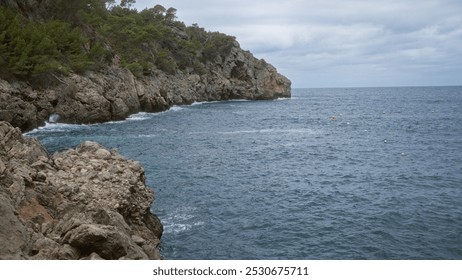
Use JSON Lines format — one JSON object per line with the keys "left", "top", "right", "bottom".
{"left": 292, "top": 85, "right": 462, "bottom": 90}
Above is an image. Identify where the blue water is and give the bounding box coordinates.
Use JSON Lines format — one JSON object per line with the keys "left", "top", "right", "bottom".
{"left": 26, "top": 87, "right": 462, "bottom": 259}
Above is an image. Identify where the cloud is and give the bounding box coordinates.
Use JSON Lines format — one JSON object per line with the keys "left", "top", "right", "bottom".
{"left": 135, "top": 0, "right": 462, "bottom": 87}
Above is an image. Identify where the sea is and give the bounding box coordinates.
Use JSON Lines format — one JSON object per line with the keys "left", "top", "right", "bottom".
{"left": 26, "top": 87, "right": 462, "bottom": 259}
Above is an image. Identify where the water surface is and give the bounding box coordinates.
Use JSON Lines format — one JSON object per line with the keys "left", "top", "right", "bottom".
{"left": 27, "top": 87, "right": 462, "bottom": 259}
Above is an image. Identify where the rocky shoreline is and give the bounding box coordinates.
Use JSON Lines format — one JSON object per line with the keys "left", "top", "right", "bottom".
{"left": 0, "top": 121, "right": 163, "bottom": 259}
{"left": 0, "top": 52, "right": 291, "bottom": 260}
{"left": 0, "top": 42, "right": 291, "bottom": 132}
{"left": 0, "top": 10, "right": 291, "bottom": 258}
{"left": 0, "top": 52, "right": 290, "bottom": 260}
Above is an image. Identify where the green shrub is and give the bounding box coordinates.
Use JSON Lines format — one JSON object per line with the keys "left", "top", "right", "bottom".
{"left": 124, "top": 62, "right": 144, "bottom": 77}
{"left": 0, "top": 6, "right": 96, "bottom": 79}
{"left": 1, "top": 1, "right": 240, "bottom": 79}
{"left": 155, "top": 49, "right": 177, "bottom": 75}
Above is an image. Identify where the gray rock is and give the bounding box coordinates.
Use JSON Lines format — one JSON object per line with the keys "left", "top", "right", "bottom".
{"left": 0, "top": 194, "right": 27, "bottom": 259}
{"left": 64, "top": 224, "right": 128, "bottom": 260}
{"left": 0, "top": 159, "right": 5, "bottom": 175}
{"left": 131, "top": 235, "right": 146, "bottom": 245}
{"left": 80, "top": 252, "right": 104, "bottom": 260}
{"left": 1, "top": 35, "right": 290, "bottom": 133}
{"left": 56, "top": 244, "right": 80, "bottom": 260}
{"left": 0, "top": 121, "right": 163, "bottom": 259}
{"left": 95, "top": 148, "right": 112, "bottom": 160}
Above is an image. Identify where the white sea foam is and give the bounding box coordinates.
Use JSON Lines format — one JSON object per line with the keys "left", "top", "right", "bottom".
{"left": 136, "top": 134, "right": 157, "bottom": 138}
{"left": 161, "top": 206, "right": 204, "bottom": 234}
{"left": 169, "top": 106, "right": 184, "bottom": 112}
{"left": 163, "top": 221, "right": 205, "bottom": 234}
{"left": 190, "top": 100, "right": 221, "bottom": 106}
{"left": 107, "top": 111, "right": 162, "bottom": 124}
{"left": 48, "top": 113, "right": 60, "bottom": 123}
{"left": 126, "top": 112, "right": 153, "bottom": 121}
{"left": 219, "top": 128, "right": 317, "bottom": 135}
{"left": 24, "top": 122, "right": 87, "bottom": 135}
{"left": 25, "top": 109, "right": 179, "bottom": 136}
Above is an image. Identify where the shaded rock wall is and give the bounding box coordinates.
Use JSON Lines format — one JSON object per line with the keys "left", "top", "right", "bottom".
{"left": 0, "top": 121, "right": 162, "bottom": 259}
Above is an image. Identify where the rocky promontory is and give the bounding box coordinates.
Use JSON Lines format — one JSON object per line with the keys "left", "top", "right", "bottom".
{"left": 0, "top": 121, "right": 162, "bottom": 259}
{"left": 0, "top": 0, "right": 291, "bottom": 131}
{"left": 0, "top": 47, "right": 291, "bottom": 132}
{"left": 0, "top": 1, "right": 291, "bottom": 132}
{"left": 0, "top": 1, "right": 291, "bottom": 260}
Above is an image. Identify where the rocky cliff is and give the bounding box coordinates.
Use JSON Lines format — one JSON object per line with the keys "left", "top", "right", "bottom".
{"left": 0, "top": 0, "right": 291, "bottom": 260}
{"left": 1, "top": 44, "right": 291, "bottom": 132}
{"left": 0, "top": 0, "right": 291, "bottom": 132}
{"left": 0, "top": 121, "right": 163, "bottom": 259}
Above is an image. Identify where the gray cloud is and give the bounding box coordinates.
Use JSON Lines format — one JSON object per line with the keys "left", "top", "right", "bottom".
{"left": 135, "top": 0, "right": 462, "bottom": 87}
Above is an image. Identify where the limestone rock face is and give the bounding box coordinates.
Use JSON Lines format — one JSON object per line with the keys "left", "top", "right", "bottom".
{"left": 1, "top": 47, "right": 290, "bottom": 132}
{"left": 0, "top": 0, "right": 291, "bottom": 132}
{"left": 0, "top": 121, "right": 162, "bottom": 260}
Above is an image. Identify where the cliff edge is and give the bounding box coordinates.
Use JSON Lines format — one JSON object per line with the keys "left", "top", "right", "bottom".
{"left": 0, "top": 1, "right": 291, "bottom": 132}
{"left": 0, "top": 121, "right": 163, "bottom": 259}
{"left": 0, "top": 1, "right": 290, "bottom": 260}
{"left": 0, "top": 47, "right": 291, "bottom": 132}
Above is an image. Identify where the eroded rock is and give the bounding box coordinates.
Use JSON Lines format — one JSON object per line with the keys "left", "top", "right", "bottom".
{"left": 0, "top": 121, "right": 162, "bottom": 259}
{"left": 1, "top": 43, "right": 290, "bottom": 132}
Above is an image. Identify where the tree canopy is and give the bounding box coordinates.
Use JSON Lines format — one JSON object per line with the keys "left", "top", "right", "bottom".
{"left": 0, "top": 0, "right": 237, "bottom": 80}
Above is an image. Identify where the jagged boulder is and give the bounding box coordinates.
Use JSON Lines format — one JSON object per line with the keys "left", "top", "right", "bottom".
{"left": 0, "top": 121, "right": 163, "bottom": 260}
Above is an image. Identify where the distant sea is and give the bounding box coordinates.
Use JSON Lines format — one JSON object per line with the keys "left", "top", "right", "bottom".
{"left": 27, "top": 86, "right": 462, "bottom": 259}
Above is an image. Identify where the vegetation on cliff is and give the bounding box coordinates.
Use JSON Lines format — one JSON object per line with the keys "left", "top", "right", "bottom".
{"left": 0, "top": 0, "right": 291, "bottom": 132}
{"left": 0, "top": 0, "right": 236, "bottom": 80}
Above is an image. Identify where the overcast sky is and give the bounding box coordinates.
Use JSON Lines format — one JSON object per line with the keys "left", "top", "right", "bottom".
{"left": 133, "top": 0, "right": 462, "bottom": 88}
